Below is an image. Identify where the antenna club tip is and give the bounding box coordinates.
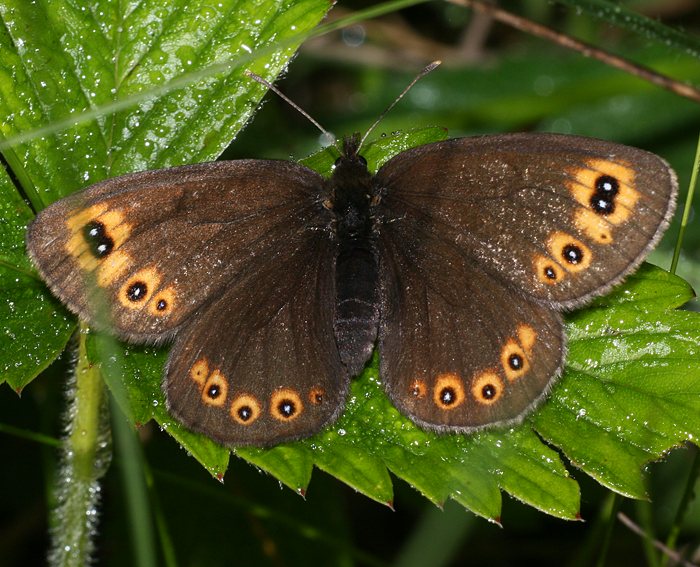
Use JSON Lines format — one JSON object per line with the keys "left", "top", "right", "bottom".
{"left": 419, "top": 61, "right": 441, "bottom": 78}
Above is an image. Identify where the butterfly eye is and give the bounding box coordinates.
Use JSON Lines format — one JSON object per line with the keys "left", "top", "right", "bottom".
{"left": 333, "top": 155, "right": 368, "bottom": 167}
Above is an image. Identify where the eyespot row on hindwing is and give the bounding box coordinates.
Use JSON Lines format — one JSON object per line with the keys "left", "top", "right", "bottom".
{"left": 189, "top": 358, "right": 326, "bottom": 426}
{"left": 408, "top": 323, "right": 537, "bottom": 411}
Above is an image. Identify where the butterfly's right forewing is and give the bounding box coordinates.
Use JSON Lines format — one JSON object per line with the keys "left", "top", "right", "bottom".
{"left": 27, "top": 161, "right": 327, "bottom": 342}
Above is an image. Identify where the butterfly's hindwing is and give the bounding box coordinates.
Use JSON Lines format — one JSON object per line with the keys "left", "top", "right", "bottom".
{"left": 164, "top": 226, "right": 346, "bottom": 446}
{"left": 378, "top": 215, "right": 564, "bottom": 430}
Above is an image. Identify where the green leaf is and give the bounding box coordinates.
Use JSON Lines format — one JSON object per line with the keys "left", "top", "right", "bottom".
{"left": 0, "top": 0, "right": 332, "bottom": 209}
{"left": 535, "top": 266, "right": 700, "bottom": 498}
{"left": 236, "top": 445, "right": 314, "bottom": 494}
{"left": 0, "top": 161, "right": 75, "bottom": 390}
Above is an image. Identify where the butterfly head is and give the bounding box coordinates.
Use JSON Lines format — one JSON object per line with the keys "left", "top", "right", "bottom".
{"left": 333, "top": 134, "right": 368, "bottom": 171}
{"left": 327, "top": 135, "right": 376, "bottom": 236}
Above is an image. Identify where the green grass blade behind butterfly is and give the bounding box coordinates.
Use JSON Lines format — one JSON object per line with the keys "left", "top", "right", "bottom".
{"left": 662, "top": 131, "right": 700, "bottom": 564}
{"left": 48, "top": 332, "right": 111, "bottom": 567}
{"left": 670, "top": 131, "right": 700, "bottom": 274}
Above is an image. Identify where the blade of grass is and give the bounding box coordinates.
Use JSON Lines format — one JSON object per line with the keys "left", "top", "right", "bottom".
{"left": 671, "top": 131, "right": 700, "bottom": 274}
{"left": 112, "top": 398, "right": 158, "bottom": 567}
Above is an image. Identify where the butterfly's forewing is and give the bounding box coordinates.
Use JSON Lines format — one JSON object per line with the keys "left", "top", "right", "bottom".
{"left": 27, "top": 161, "right": 326, "bottom": 342}
{"left": 376, "top": 134, "right": 677, "bottom": 310}
{"left": 375, "top": 133, "right": 676, "bottom": 430}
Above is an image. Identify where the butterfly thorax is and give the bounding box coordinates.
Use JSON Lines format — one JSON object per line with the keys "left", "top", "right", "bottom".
{"left": 329, "top": 139, "right": 380, "bottom": 376}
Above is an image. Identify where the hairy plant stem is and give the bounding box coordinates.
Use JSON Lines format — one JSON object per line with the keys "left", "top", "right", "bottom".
{"left": 48, "top": 329, "right": 112, "bottom": 566}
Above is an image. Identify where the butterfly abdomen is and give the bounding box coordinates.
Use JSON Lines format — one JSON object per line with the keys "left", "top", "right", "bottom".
{"left": 335, "top": 241, "right": 379, "bottom": 376}
{"left": 331, "top": 150, "right": 380, "bottom": 376}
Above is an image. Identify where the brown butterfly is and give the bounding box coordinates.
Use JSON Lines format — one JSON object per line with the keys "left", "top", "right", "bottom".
{"left": 26, "top": 131, "right": 677, "bottom": 446}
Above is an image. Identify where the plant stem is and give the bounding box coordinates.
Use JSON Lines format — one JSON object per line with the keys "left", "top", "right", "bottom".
{"left": 48, "top": 330, "right": 112, "bottom": 567}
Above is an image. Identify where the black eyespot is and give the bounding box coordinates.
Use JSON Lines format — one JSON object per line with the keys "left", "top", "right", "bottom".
{"left": 207, "top": 384, "right": 220, "bottom": 399}
{"left": 126, "top": 281, "right": 148, "bottom": 302}
{"left": 591, "top": 197, "right": 614, "bottom": 214}
{"left": 562, "top": 244, "right": 583, "bottom": 265}
{"left": 590, "top": 175, "right": 619, "bottom": 215}
{"left": 83, "top": 220, "right": 114, "bottom": 257}
{"left": 440, "top": 387, "right": 456, "bottom": 406}
{"left": 595, "top": 175, "right": 619, "bottom": 195}
{"left": 508, "top": 353, "right": 523, "bottom": 370}
{"left": 231, "top": 395, "right": 261, "bottom": 424}
{"left": 278, "top": 399, "right": 296, "bottom": 418}
{"left": 482, "top": 383, "right": 497, "bottom": 400}
{"left": 156, "top": 299, "right": 167, "bottom": 311}
{"left": 544, "top": 266, "right": 557, "bottom": 280}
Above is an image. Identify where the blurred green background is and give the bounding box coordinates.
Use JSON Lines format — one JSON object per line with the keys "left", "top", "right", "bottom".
{"left": 3, "top": 0, "right": 700, "bottom": 565}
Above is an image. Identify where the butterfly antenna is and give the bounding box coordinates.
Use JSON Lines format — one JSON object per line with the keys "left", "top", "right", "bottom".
{"left": 358, "top": 60, "right": 442, "bottom": 151}
{"left": 246, "top": 70, "right": 336, "bottom": 146}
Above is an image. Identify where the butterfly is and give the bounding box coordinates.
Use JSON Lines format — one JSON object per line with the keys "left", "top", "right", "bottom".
{"left": 26, "top": 130, "right": 677, "bottom": 446}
